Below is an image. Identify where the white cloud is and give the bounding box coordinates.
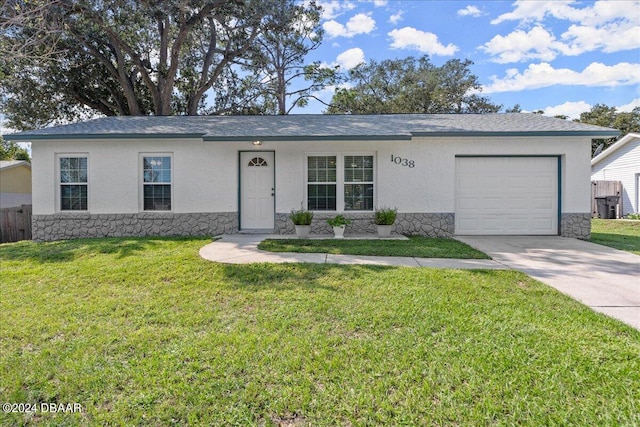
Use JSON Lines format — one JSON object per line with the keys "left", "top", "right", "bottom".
{"left": 561, "top": 21, "right": 640, "bottom": 55}
{"left": 483, "top": 22, "right": 640, "bottom": 63}
{"left": 536, "top": 98, "right": 640, "bottom": 120}
{"left": 317, "top": 1, "right": 356, "bottom": 20}
{"left": 618, "top": 98, "right": 640, "bottom": 112}
{"left": 486, "top": 0, "right": 640, "bottom": 62}
{"left": 323, "top": 13, "right": 376, "bottom": 38}
{"left": 389, "top": 10, "right": 404, "bottom": 25}
{"left": 388, "top": 27, "right": 458, "bottom": 56}
{"left": 492, "top": 0, "right": 639, "bottom": 26}
{"left": 483, "top": 62, "right": 640, "bottom": 93}
{"left": 481, "top": 26, "right": 565, "bottom": 63}
{"left": 541, "top": 101, "right": 592, "bottom": 119}
{"left": 457, "top": 5, "right": 482, "bottom": 17}
{"left": 336, "top": 47, "right": 365, "bottom": 69}
{"left": 319, "top": 48, "right": 365, "bottom": 71}
{"left": 371, "top": 0, "right": 387, "bottom": 6}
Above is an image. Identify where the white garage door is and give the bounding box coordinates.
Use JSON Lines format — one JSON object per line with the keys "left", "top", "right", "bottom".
{"left": 455, "top": 157, "right": 558, "bottom": 235}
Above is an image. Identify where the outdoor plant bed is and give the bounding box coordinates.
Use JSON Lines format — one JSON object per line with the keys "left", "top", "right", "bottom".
{"left": 258, "top": 236, "right": 490, "bottom": 259}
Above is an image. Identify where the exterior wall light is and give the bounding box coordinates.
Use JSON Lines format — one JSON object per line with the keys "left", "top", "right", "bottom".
{"left": 252, "top": 140, "right": 262, "bottom": 146}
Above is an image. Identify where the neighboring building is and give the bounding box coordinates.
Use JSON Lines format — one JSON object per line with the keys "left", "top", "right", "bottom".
{"left": 591, "top": 133, "right": 640, "bottom": 216}
{"left": 6, "top": 114, "right": 618, "bottom": 241}
{"left": 0, "top": 160, "right": 32, "bottom": 209}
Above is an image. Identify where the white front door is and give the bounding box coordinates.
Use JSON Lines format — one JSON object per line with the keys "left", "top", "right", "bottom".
{"left": 240, "top": 151, "right": 275, "bottom": 229}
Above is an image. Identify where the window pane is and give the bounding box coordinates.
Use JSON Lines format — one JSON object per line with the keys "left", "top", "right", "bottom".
{"left": 308, "top": 184, "right": 336, "bottom": 211}
{"left": 344, "top": 155, "right": 373, "bottom": 184}
{"left": 144, "top": 156, "right": 171, "bottom": 183}
{"left": 308, "top": 156, "right": 336, "bottom": 183}
{"left": 344, "top": 184, "right": 373, "bottom": 211}
{"left": 61, "top": 184, "right": 88, "bottom": 211}
{"left": 60, "top": 156, "right": 88, "bottom": 183}
{"left": 144, "top": 184, "right": 171, "bottom": 211}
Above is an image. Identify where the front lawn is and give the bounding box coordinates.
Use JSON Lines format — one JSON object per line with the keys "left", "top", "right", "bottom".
{"left": 1, "top": 237, "right": 639, "bottom": 426}
{"left": 591, "top": 218, "right": 640, "bottom": 255}
{"left": 258, "top": 236, "right": 489, "bottom": 259}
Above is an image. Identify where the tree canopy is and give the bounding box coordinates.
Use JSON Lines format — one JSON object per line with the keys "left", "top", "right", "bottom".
{"left": 1, "top": 0, "right": 333, "bottom": 129}
{"left": 0, "top": 136, "right": 30, "bottom": 161}
{"left": 574, "top": 104, "right": 640, "bottom": 154}
{"left": 238, "top": 0, "right": 337, "bottom": 115}
{"left": 326, "top": 56, "right": 501, "bottom": 115}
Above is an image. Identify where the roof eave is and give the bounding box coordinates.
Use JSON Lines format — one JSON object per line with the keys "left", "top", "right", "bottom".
{"left": 0, "top": 161, "right": 31, "bottom": 171}
{"left": 411, "top": 130, "right": 621, "bottom": 137}
{"left": 202, "top": 134, "right": 412, "bottom": 141}
{"left": 4, "top": 133, "right": 206, "bottom": 141}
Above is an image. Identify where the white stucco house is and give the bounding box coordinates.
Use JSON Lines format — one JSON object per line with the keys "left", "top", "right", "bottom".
{"left": 0, "top": 160, "right": 32, "bottom": 209}
{"left": 5, "top": 114, "right": 618, "bottom": 241}
{"left": 591, "top": 133, "right": 640, "bottom": 216}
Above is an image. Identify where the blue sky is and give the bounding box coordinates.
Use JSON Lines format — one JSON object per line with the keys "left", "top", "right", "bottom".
{"left": 297, "top": 0, "right": 640, "bottom": 118}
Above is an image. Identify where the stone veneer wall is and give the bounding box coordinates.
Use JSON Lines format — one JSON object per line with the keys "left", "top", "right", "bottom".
{"left": 560, "top": 213, "right": 591, "bottom": 240}
{"left": 32, "top": 211, "right": 588, "bottom": 241}
{"left": 32, "top": 212, "right": 238, "bottom": 242}
{"left": 275, "top": 212, "right": 455, "bottom": 237}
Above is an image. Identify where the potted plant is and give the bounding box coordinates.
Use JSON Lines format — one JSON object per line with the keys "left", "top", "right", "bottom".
{"left": 289, "top": 208, "right": 313, "bottom": 238}
{"left": 327, "top": 215, "right": 351, "bottom": 239}
{"left": 374, "top": 207, "right": 397, "bottom": 237}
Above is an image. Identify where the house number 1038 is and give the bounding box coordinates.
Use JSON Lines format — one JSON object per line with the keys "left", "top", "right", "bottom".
{"left": 391, "top": 155, "right": 415, "bottom": 168}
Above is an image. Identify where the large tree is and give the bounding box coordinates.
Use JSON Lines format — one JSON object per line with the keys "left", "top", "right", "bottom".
{"left": 1, "top": 0, "right": 268, "bottom": 129}
{"left": 575, "top": 104, "right": 640, "bottom": 154}
{"left": 237, "top": 0, "right": 338, "bottom": 115}
{"left": 326, "top": 56, "right": 501, "bottom": 114}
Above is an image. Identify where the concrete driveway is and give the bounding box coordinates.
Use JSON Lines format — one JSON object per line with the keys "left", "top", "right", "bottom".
{"left": 455, "top": 236, "right": 640, "bottom": 330}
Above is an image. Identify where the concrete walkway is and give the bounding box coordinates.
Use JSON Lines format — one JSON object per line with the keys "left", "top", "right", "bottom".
{"left": 198, "top": 234, "right": 506, "bottom": 269}
{"left": 456, "top": 236, "right": 640, "bottom": 330}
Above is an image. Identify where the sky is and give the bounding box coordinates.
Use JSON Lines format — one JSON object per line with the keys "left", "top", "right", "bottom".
{"left": 295, "top": 0, "right": 640, "bottom": 118}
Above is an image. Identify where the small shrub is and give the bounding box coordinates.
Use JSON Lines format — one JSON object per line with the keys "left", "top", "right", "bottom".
{"left": 626, "top": 213, "right": 640, "bottom": 220}
{"left": 375, "top": 207, "right": 397, "bottom": 225}
{"left": 289, "top": 209, "right": 313, "bottom": 225}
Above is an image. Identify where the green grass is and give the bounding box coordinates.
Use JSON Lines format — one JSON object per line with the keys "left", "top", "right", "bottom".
{"left": 591, "top": 218, "right": 640, "bottom": 255}
{"left": 258, "top": 236, "right": 489, "bottom": 259}
{"left": 1, "top": 237, "right": 639, "bottom": 426}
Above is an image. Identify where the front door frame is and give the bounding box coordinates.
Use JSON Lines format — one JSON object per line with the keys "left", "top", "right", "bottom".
{"left": 238, "top": 150, "right": 276, "bottom": 230}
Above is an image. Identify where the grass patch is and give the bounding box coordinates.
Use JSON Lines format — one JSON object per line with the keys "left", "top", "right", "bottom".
{"left": 591, "top": 219, "right": 640, "bottom": 255}
{"left": 258, "top": 236, "right": 489, "bottom": 259}
{"left": 1, "top": 237, "right": 639, "bottom": 426}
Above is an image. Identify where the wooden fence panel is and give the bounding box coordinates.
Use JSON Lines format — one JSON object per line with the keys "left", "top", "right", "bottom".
{"left": 0, "top": 204, "right": 32, "bottom": 243}
{"left": 591, "top": 181, "right": 623, "bottom": 218}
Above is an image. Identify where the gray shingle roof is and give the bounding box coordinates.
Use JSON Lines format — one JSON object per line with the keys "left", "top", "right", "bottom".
{"left": 5, "top": 114, "right": 619, "bottom": 141}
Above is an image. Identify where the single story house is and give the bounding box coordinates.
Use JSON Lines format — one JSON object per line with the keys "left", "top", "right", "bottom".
{"left": 0, "top": 160, "right": 32, "bottom": 209}
{"left": 591, "top": 133, "right": 640, "bottom": 216}
{"left": 6, "top": 114, "right": 618, "bottom": 241}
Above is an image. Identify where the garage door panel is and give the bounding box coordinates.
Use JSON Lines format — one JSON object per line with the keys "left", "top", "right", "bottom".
{"left": 455, "top": 157, "right": 558, "bottom": 235}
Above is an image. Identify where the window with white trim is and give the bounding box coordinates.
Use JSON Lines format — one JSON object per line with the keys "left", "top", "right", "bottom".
{"left": 344, "top": 155, "right": 374, "bottom": 211}
{"left": 306, "top": 154, "right": 374, "bottom": 211}
{"left": 142, "top": 155, "right": 172, "bottom": 211}
{"left": 307, "top": 156, "right": 337, "bottom": 210}
{"left": 59, "top": 156, "right": 88, "bottom": 211}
